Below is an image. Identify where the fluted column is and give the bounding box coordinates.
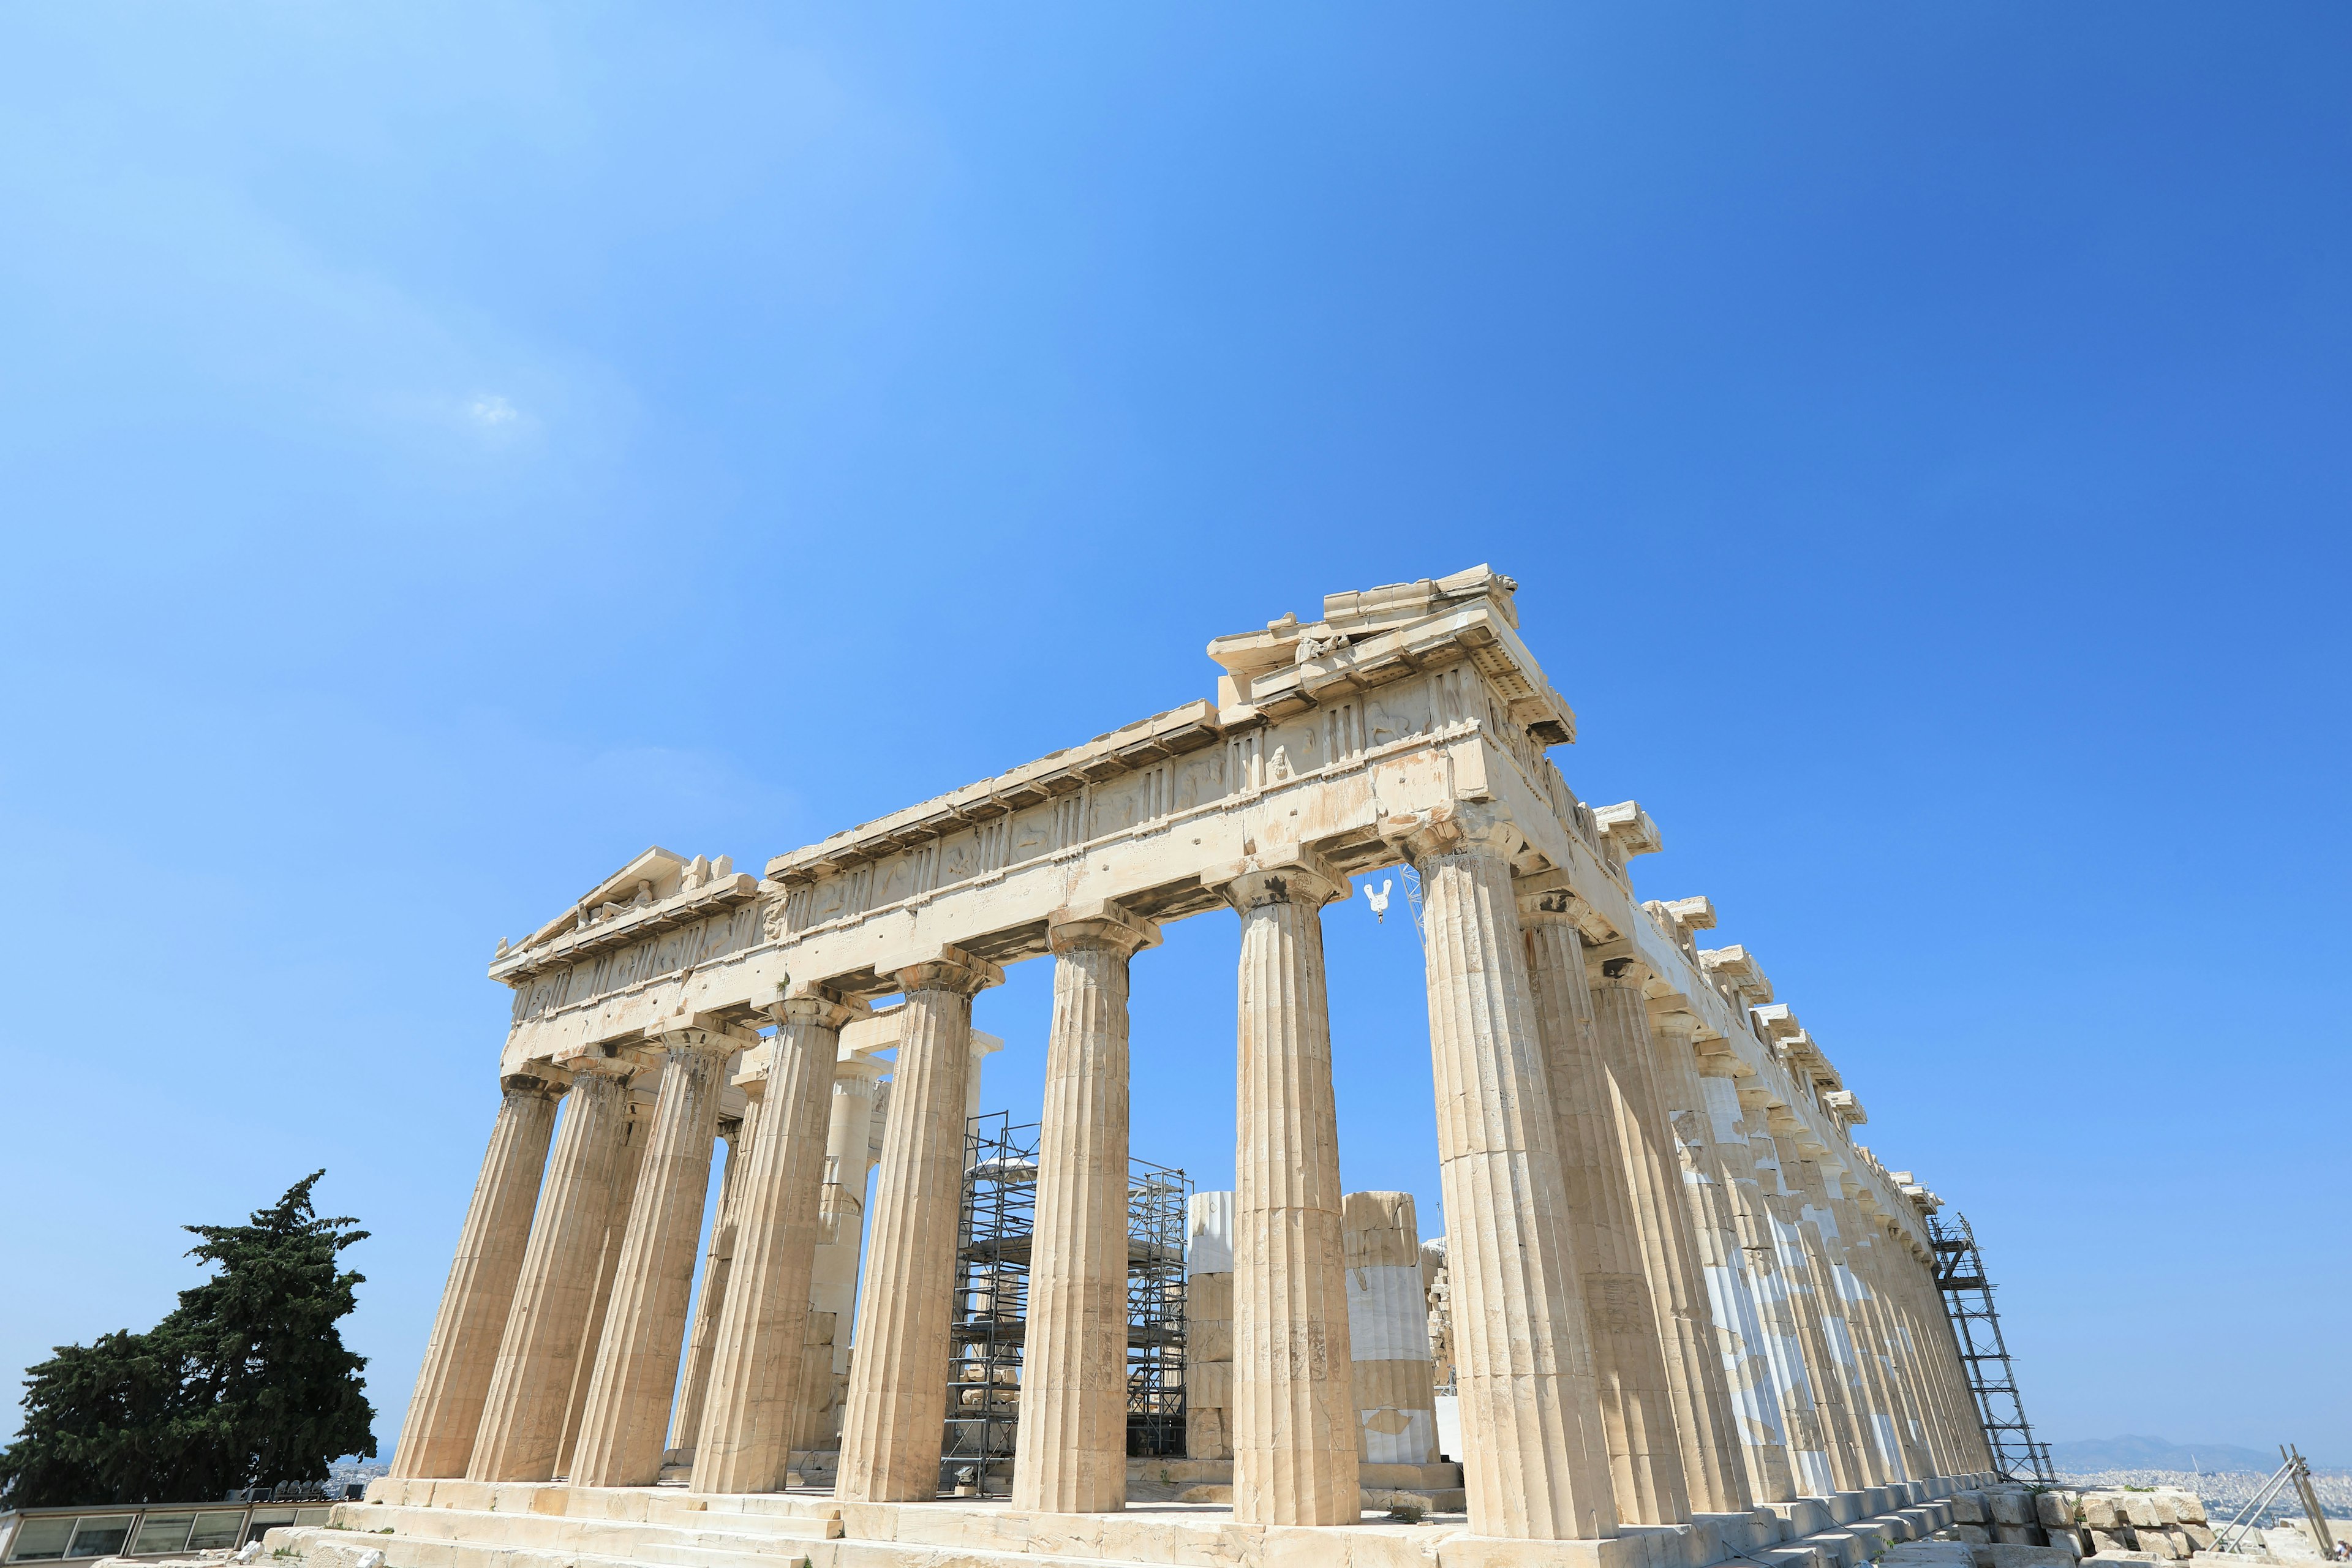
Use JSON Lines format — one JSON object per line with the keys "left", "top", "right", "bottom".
{"left": 1754, "top": 1110, "right": 1870, "bottom": 1491}
{"left": 568, "top": 1025, "right": 743, "bottom": 1488}
{"left": 1836, "top": 1188, "right": 1935, "bottom": 1480}
{"left": 1013, "top": 905, "right": 1159, "bottom": 1513}
{"left": 390, "top": 1072, "right": 562, "bottom": 1479}
{"left": 1646, "top": 1010, "right": 1782, "bottom": 1507}
{"left": 666, "top": 1113, "right": 749, "bottom": 1465}
{"left": 1215, "top": 850, "right": 1360, "bottom": 1528}
{"left": 1710, "top": 1080, "right": 1823, "bottom": 1500}
{"left": 557, "top": 1087, "right": 652, "bottom": 1476}
{"left": 467, "top": 1063, "right": 635, "bottom": 1481}
{"left": 1781, "top": 1139, "right": 1900, "bottom": 1485}
{"left": 692, "top": 987, "right": 864, "bottom": 1494}
{"left": 836, "top": 946, "right": 1005, "bottom": 1502}
{"left": 1815, "top": 1167, "right": 1929, "bottom": 1482}
{"left": 1519, "top": 892, "right": 1689, "bottom": 1526}
{"left": 1586, "top": 948, "right": 1749, "bottom": 1513}
{"left": 1398, "top": 809, "right": 1615, "bottom": 1542}
{"left": 801, "top": 1050, "right": 886, "bottom": 1452}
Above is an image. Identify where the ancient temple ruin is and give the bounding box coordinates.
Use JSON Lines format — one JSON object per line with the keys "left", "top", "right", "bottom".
{"left": 298, "top": 566, "right": 2022, "bottom": 1567}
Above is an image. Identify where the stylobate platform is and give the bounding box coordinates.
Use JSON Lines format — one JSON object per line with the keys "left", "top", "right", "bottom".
{"left": 266, "top": 1471, "right": 2000, "bottom": 1568}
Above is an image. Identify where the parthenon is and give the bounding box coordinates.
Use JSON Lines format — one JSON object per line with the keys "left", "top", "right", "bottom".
{"left": 309, "top": 565, "right": 2014, "bottom": 1568}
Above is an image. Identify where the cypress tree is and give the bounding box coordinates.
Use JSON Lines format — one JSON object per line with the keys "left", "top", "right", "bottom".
{"left": 0, "top": 1173, "right": 377, "bottom": 1508}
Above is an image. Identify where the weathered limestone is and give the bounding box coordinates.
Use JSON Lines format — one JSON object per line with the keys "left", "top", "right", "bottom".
{"left": 568, "top": 1026, "right": 744, "bottom": 1488}
{"left": 555, "top": 1086, "right": 652, "bottom": 1477}
{"left": 1397, "top": 806, "right": 1616, "bottom": 1542}
{"left": 1012, "top": 905, "right": 1159, "bottom": 1514}
{"left": 1520, "top": 890, "right": 1691, "bottom": 1526}
{"left": 835, "top": 947, "right": 1005, "bottom": 1502}
{"left": 1183, "top": 1191, "right": 1236, "bottom": 1461}
{"left": 467, "top": 1063, "right": 635, "bottom": 1482}
{"left": 1217, "top": 850, "right": 1360, "bottom": 1528}
{"left": 665, "top": 1114, "right": 747, "bottom": 1466}
{"left": 390, "top": 1072, "right": 562, "bottom": 1480}
{"left": 1340, "top": 1191, "right": 1439, "bottom": 1467}
{"left": 1587, "top": 945, "right": 1751, "bottom": 1514}
{"left": 690, "top": 987, "right": 861, "bottom": 1494}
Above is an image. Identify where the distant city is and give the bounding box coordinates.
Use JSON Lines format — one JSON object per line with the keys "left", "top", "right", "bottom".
{"left": 2052, "top": 1437, "right": 2350, "bottom": 1523}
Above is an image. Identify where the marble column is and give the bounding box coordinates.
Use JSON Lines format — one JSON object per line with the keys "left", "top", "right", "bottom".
{"left": 667, "top": 1114, "right": 749, "bottom": 1464}
{"left": 1647, "top": 1011, "right": 1788, "bottom": 1507}
{"left": 390, "top": 1072, "right": 562, "bottom": 1479}
{"left": 1013, "top": 905, "right": 1159, "bottom": 1514}
{"left": 1216, "top": 851, "right": 1360, "bottom": 1528}
{"left": 1519, "top": 892, "right": 1690, "bottom": 1526}
{"left": 1822, "top": 1170, "right": 1930, "bottom": 1482}
{"left": 801, "top": 1049, "right": 886, "bottom": 1452}
{"left": 466, "top": 1062, "right": 635, "bottom": 1482}
{"left": 568, "top": 1025, "right": 742, "bottom": 1488}
{"left": 1714, "top": 1082, "right": 1829, "bottom": 1499}
{"left": 1400, "top": 810, "right": 1615, "bottom": 1542}
{"left": 692, "top": 987, "right": 861, "bottom": 1494}
{"left": 1898, "top": 1237, "right": 1986, "bottom": 1471}
{"left": 1586, "top": 949, "right": 1750, "bottom": 1513}
{"left": 1780, "top": 1142, "right": 1899, "bottom": 1486}
{"left": 1755, "top": 1110, "right": 1870, "bottom": 1492}
{"left": 835, "top": 946, "right": 1004, "bottom": 1502}
{"left": 1795, "top": 1138, "right": 1905, "bottom": 1488}
{"left": 556, "top": 1087, "right": 652, "bottom": 1477}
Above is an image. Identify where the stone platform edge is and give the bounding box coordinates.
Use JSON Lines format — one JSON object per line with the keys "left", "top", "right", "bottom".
{"left": 281, "top": 1469, "right": 2002, "bottom": 1568}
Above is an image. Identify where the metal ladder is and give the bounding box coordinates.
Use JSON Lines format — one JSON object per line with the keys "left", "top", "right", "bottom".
{"left": 1927, "top": 1210, "right": 2056, "bottom": 1483}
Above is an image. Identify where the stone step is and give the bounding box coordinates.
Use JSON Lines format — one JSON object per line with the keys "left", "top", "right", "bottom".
{"left": 276, "top": 1526, "right": 826, "bottom": 1568}
{"left": 329, "top": 1501, "right": 839, "bottom": 1553}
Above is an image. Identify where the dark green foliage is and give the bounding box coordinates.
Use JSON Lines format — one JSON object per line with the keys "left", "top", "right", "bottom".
{"left": 0, "top": 1173, "right": 377, "bottom": 1509}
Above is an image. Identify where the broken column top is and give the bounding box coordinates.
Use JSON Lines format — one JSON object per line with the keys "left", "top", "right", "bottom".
{"left": 1186, "top": 1190, "right": 1235, "bottom": 1276}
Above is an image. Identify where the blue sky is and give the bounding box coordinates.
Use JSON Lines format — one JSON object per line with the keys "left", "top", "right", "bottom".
{"left": 2, "top": 4, "right": 2346, "bottom": 1466}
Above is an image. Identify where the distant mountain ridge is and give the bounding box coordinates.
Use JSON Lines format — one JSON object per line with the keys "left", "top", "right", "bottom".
{"left": 2051, "top": 1436, "right": 2345, "bottom": 1474}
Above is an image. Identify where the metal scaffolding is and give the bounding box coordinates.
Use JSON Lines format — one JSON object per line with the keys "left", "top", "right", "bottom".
{"left": 946, "top": 1113, "right": 1192, "bottom": 1496}
{"left": 946, "top": 1111, "right": 1036, "bottom": 1494}
{"left": 1927, "top": 1210, "right": 2055, "bottom": 1483}
{"left": 1127, "top": 1158, "right": 1191, "bottom": 1459}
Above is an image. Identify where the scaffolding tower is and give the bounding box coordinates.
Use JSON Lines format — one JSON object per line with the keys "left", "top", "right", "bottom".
{"left": 1927, "top": 1210, "right": 2055, "bottom": 1484}
{"left": 1127, "top": 1157, "right": 1191, "bottom": 1459}
{"left": 947, "top": 1112, "right": 1037, "bottom": 1494}
{"left": 948, "top": 1114, "right": 1192, "bottom": 1496}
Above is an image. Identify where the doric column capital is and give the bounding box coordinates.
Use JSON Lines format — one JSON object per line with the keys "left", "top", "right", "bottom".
{"left": 1378, "top": 800, "right": 1524, "bottom": 868}
{"left": 646, "top": 1023, "right": 752, "bottom": 1059}
{"left": 1513, "top": 880, "right": 1589, "bottom": 930}
{"left": 766, "top": 981, "right": 870, "bottom": 1035}
{"left": 891, "top": 943, "right": 1005, "bottom": 998}
{"left": 1581, "top": 937, "right": 1655, "bottom": 992}
{"left": 831, "top": 1048, "right": 887, "bottom": 1087}
{"left": 1207, "top": 846, "right": 1349, "bottom": 913}
{"left": 1047, "top": 900, "right": 1161, "bottom": 959}
{"left": 500, "top": 1069, "right": 567, "bottom": 1099}
{"left": 548, "top": 1042, "right": 635, "bottom": 1081}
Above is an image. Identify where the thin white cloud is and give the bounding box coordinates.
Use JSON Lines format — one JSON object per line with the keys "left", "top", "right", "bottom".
{"left": 467, "top": 393, "right": 519, "bottom": 428}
